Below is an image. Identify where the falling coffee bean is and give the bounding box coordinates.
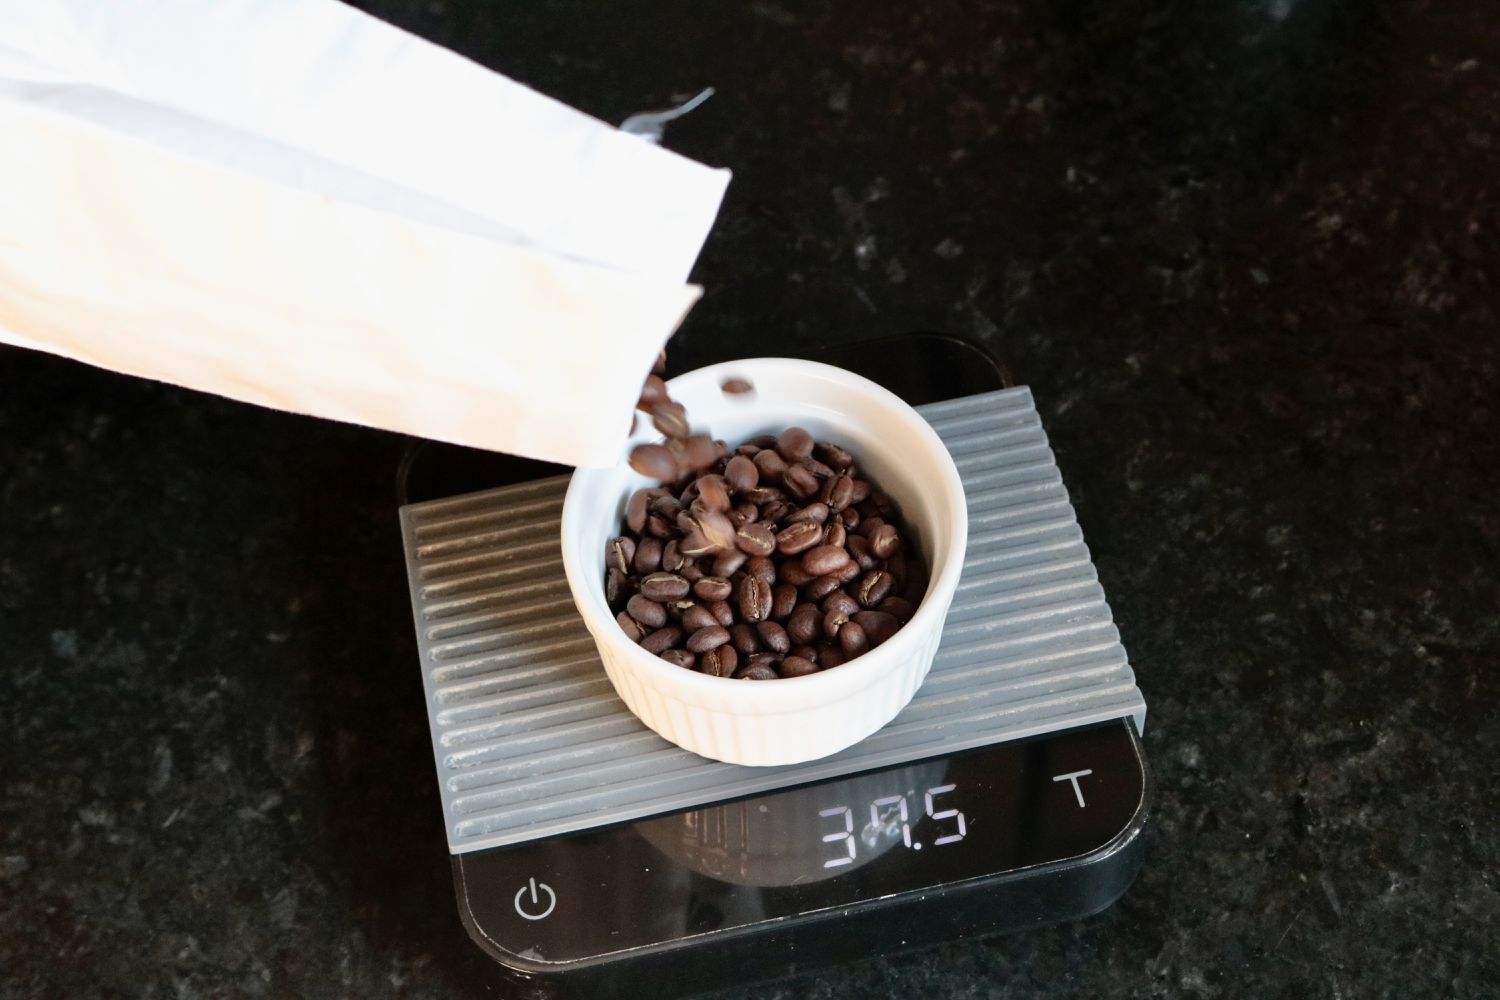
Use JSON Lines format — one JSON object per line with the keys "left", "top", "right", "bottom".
{"left": 630, "top": 443, "right": 677, "bottom": 481}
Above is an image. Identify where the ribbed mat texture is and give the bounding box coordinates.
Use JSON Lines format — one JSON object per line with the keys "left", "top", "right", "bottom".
{"left": 401, "top": 387, "right": 1146, "bottom": 853}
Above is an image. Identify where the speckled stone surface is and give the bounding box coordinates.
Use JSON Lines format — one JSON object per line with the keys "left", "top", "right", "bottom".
{"left": 2, "top": 1, "right": 1497, "bottom": 997}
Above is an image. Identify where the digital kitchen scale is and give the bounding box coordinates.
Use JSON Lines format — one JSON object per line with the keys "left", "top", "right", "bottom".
{"left": 397, "top": 335, "right": 1149, "bottom": 999}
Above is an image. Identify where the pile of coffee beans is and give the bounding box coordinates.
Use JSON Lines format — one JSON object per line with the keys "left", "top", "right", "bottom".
{"left": 606, "top": 423, "right": 926, "bottom": 679}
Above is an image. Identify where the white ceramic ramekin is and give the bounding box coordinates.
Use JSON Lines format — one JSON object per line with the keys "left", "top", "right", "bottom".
{"left": 560, "top": 358, "right": 967, "bottom": 766}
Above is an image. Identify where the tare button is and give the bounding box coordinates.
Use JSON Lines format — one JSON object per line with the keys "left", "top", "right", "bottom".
{"left": 1052, "top": 769, "right": 1095, "bottom": 808}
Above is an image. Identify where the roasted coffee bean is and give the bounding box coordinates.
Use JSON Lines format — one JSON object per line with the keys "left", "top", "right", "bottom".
{"left": 802, "top": 458, "right": 836, "bottom": 480}
{"left": 679, "top": 479, "right": 701, "bottom": 504}
{"left": 607, "top": 536, "right": 636, "bottom": 575}
{"left": 651, "top": 494, "right": 684, "bottom": 519}
{"left": 780, "top": 561, "right": 816, "bottom": 586}
{"left": 803, "top": 574, "right": 842, "bottom": 601}
{"left": 747, "top": 557, "right": 778, "bottom": 588}
{"left": 847, "top": 535, "right": 877, "bottom": 571}
{"left": 630, "top": 443, "right": 677, "bottom": 481}
{"left": 759, "top": 500, "right": 792, "bottom": 525}
{"left": 869, "top": 523, "right": 901, "bottom": 559}
{"left": 640, "top": 573, "right": 690, "bottom": 601}
{"left": 695, "top": 474, "right": 731, "bottom": 513}
{"left": 822, "top": 591, "right": 860, "bottom": 618}
{"left": 712, "top": 549, "right": 748, "bottom": 578}
{"left": 840, "top": 507, "right": 860, "bottom": 528}
{"left": 776, "top": 521, "right": 823, "bottom": 555}
{"left": 633, "top": 538, "right": 663, "bottom": 574}
{"left": 638, "top": 374, "right": 669, "bottom": 411}
{"left": 700, "top": 644, "right": 738, "bottom": 677}
{"left": 721, "top": 377, "right": 755, "bottom": 395}
{"left": 649, "top": 401, "right": 690, "bottom": 439}
{"left": 645, "top": 513, "right": 675, "bottom": 539}
{"left": 779, "top": 655, "right": 819, "bottom": 678}
{"left": 815, "top": 442, "right": 855, "bottom": 470}
{"left": 730, "top": 622, "right": 761, "bottom": 654}
{"left": 823, "top": 473, "right": 855, "bottom": 512}
{"left": 753, "top": 450, "right": 789, "bottom": 484}
{"left": 728, "top": 501, "right": 758, "bottom": 527}
{"left": 724, "top": 455, "right": 759, "bottom": 492}
{"left": 681, "top": 563, "right": 705, "bottom": 583}
{"left": 784, "top": 502, "right": 829, "bottom": 526}
{"left": 824, "top": 522, "right": 847, "bottom": 549}
{"left": 833, "top": 560, "right": 863, "bottom": 585}
{"left": 681, "top": 604, "right": 718, "bottom": 632}
{"left": 747, "top": 434, "right": 778, "bottom": 448}
{"left": 877, "top": 596, "right": 916, "bottom": 622}
{"left": 777, "top": 427, "right": 814, "bottom": 462}
{"left": 681, "top": 434, "right": 719, "bottom": 473}
{"left": 736, "top": 663, "right": 779, "bottom": 681}
{"left": 838, "top": 621, "right": 870, "bottom": 658}
{"left": 734, "top": 443, "right": 762, "bottom": 457}
{"left": 625, "top": 488, "right": 656, "bottom": 533}
{"left": 606, "top": 567, "right": 628, "bottom": 607}
{"left": 660, "top": 648, "right": 697, "bottom": 669}
{"left": 735, "top": 522, "right": 776, "bottom": 557}
{"left": 756, "top": 621, "right": 792, "bottom": 654}
{"left": 743, "top": 486, "right": 784, "bottom": 505}
{"left": 850, "top": 481, "right": 875, "bottom": 506}
{"left": 738, "top": 575, "right": 772, "bottom": 623}
{"left": 616, "top": 611, "right": 646, "bottom": 643}
{"left": 788, "top": 604, "right": 822, "bottom": 645}
{"left": 692, "top": 510, "right": 738, "bottom": 554}
{"left": 802, "top": 545, "right": 853, "bottom": 577}
{"left": 820, "top": 645, "right": 847, "bottom": 669}
{"left": 783, "top": 464, "right": 820, "bottom": 498}
{"left": 693, "top": 576, "right": 732, "bottom": 602}
{"left": 709, "top": 600, "right": 736, "bottom": 627}
{"left": 858, "top": 571, "right": 895, "bottom": 607}
{"left": 851, "top": 611, "right": 900, "bottom": 646}
{"left": 627, "top": 595, "right": 668, "bottom": 629}
{"left": 856, "top": 516, "right": 885, "bottom": 538}
{"left": 790, "top": 644, "right": 819, "bottom": 664}
{"left": 823, "top": 607, "right": 850, "bottom": 640}
{"left": 885, "top": 551, "right": 908, "bottom": 589}
{"left": 640, "top": 625, "right": 684, "bottom": 655}
{"left": 747, "top": 651, "right": 781, "bottom": 667}
{"left": 661, "top": 539, "right": 687, "bottom": 573}
{"left": 771, "top": 583, "right": 799, "bottom": 620}
{"left": 687, "top": 625, "right": 731, "bottom": 653}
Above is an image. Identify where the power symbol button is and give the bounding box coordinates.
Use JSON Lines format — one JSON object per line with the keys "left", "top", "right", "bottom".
{"left": 513, "top": 877, "right": 556, "bottom": 921}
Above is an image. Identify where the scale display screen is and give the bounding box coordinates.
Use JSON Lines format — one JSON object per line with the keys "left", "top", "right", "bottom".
{"left": 456, "top": 720, "right": 1145, "bottom": 966}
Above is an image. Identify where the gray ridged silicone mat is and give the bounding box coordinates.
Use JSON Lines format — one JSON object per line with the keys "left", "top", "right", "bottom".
{"left": 400, "top": 387, "right": 1146, "bottom": 854}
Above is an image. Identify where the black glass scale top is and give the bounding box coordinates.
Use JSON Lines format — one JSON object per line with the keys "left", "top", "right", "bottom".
{"left": 455, "top": 719, "right": 1146, "bottom": 972}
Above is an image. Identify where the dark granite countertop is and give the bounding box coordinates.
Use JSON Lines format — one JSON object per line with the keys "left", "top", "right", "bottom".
{"left": 2, "top": 1, "right": 1497, "bottom": 997}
